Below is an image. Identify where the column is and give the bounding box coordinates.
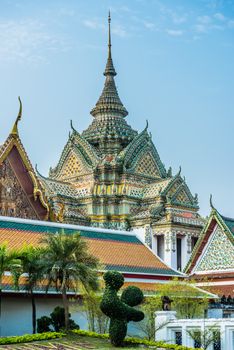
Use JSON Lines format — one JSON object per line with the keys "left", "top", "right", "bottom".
{"left": 144, "top": 225, "right": 152, "bottom": 249}
{"left": 164, "top": 231, "right": 177, "bottom": 270}
{"left": 181, "top": 234, "right": 192, "bottom": 270}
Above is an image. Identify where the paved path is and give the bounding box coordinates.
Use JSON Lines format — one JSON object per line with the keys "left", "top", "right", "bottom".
{"left": 0, "top": 341, "right": 96, "bottom": 349}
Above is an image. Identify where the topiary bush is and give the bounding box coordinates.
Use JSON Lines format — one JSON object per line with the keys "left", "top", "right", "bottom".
{"left": 50, "top": 306, "right": 79, "bottom": 331}
{"left": 100, "top": 271, "right": 144, "bottom": 346}
{"left": 37, "top": 316, "right": 52, "bottom": 333}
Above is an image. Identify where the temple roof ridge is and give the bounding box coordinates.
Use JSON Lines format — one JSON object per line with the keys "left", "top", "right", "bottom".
{"left": 0, "top": 108, "right": 49, "bottom": 217}
{"left": 118, "top": 121, "right": 149, "bottom": 160}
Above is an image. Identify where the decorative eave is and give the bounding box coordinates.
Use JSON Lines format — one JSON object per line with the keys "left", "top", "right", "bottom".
{"left": 0, "top": 99, "right": 49, "bottom": 218}
{"left": 36, "top": 169, "right": 88, "bottom": 200}
{"left": 49, "top": 121, "right": 100, "bottom": 180}
{"left": 118, "top": 123, "right": 167, "bottom": 179}
{"left": 184, "top": 204, "right": 234, "bottom": 274}
{"left": 160, "top": 170, "right": 199, "bottom": 209}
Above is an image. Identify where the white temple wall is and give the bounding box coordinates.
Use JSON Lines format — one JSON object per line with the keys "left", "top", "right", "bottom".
{"left": 133, "top": 227, "right": 145, "bottom": 243}
{"left": 1, "top": 296, "right": 88, "bottom": 337}
{"left": 155, "top": 311, "right": 234, "bottom": 350}
{"left": 1, "top": 295, "right": 148, "bottom": 338}
{"left": 133, "top": 227, "right": 194, "bottom": 272}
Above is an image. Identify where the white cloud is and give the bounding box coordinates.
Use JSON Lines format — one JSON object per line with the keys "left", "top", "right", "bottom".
{"left": 112, "top": 24, "right": 127, "bottom": 37}
{"left": 166, "top": 29, "right": 183, "bottom": 36}
{"left": 0, "top": 19, "right": 68, "bottom": 63}
{"left": 143, "top": 21, "right": 155, "bottom": 29}
{"left": 197, "top": 15, "right": 212, "bottom": 24}
{"left": 172, "top": 14, "right": 187, "bottom": 24}
{"left": 82, "top": 19, "right": 104, "bottom": 29}
{"left": 83, "top": 18, "right": 127, "bottom": 37}
{"left": 194, "top": 24, "right": 208, "bottom": 33}
{"left": 228, "top": 19, "right": 234, "bottom": 28}
{"left": 214, "top": 12, "right": 226, "bottom": 21}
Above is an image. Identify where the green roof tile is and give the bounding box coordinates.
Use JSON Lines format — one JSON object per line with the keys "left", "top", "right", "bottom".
{"left": 0, "top": 220, "right": 141, "bottom": 244}
{"left": 106, "top": 264, "right": 181, "bottom": 275}
{"left": 221, "top": 215, "right": 234, "bottom": 235}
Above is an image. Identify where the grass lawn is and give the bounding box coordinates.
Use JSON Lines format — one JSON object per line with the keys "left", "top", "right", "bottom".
{"left": 0, "top": 333, "right": 158, "bottom": 349}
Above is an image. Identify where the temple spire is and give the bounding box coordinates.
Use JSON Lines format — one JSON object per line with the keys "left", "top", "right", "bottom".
{"left": 104, "top": 11, "right": 116, "bottom": 77}
{"left": 11, "top": 97, "right": 22, "bottom": 136}
{"left": 108, "top": 10, "right": 111, "bottom": 55}
{"left": 90, "top": 12, "right": 128, "bottom": 118}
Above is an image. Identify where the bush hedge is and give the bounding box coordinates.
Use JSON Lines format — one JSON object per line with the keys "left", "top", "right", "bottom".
{"left": 72, "top": 329, "right": 202, "bottom": 350}
{"left": 0, "top": 332, "right": 65, "bottom": 345}
{"left": 100, "top": 271, "right": 144, "bottom": 346}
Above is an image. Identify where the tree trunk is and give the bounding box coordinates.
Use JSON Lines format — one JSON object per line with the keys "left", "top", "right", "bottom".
{"left": 31, "top": 290, "right": 36, "bottom": 334}
{"left": 62, "top": 287, "right": 69, "bottom": 331}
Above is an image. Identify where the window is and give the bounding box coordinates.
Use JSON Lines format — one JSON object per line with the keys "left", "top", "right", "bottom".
{"left": 177, "top": 237, "right": 182, "bottom": 270}
{"left": 157, "top": 235, "right": 164, "bottom": 259}
{"left": 193, "top": 331, "right": 201, "bottom": 348}
{"left": 213, "top": 331, "right": 221, "bottom": 350}
{"left": 175, "top": 331, "right": 182, "bottom": 345}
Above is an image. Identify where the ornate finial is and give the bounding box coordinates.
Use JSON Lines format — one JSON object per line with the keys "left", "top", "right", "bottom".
{"left": 176, "top": 166, "right": 181, "bottom": 177}
{"left": 143, "top": 119, "right": 149, "bottom": 132}
{"left": 167, "top": 167, "right": 172, "bottom": 177}
{"left": 210, "top": 194, "right": 215, "bottom": 209}
{"left": 104, "top": 11, "right": 116, "bottom": 77}
{"left": 108, "top": 10, "right": 111, "bottom": 57}
{"left": 70, "top": 119, "right": 78, "bottom": 133}
{"left": 11, "top": 96, "right": 22, "bottom": 136}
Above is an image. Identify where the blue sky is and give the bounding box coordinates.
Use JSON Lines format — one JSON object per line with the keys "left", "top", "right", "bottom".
{"left": 0, "top": 0, "right": 233, "bottom": 217}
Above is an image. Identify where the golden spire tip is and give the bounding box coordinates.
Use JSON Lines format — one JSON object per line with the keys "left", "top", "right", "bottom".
{"left": 11, "top": 96, "right": 22, "bottom": 136}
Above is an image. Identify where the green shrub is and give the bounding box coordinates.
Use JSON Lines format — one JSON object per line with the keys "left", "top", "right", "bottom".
{"left": 100, "top": 271, "right": 144, "bottom": 346}
{"left": 121, "top": 286, "right": 144, "bottom": 307}
{"left": 72, "top": 329, "right": 109, "bottom": 339}
{"left": 37, "top": 316, "right": 52, "bottom": 333}
{"left": 50, "top": 306, "right": 79, "bottom": 332}
{"left": 0, "top": 332, "right": 64, "bottom": 345}
{"left": 72, "top": 329, "right": 202, "bottom": 350}
{"left": 125, "top": 336, "right": 202, "bottom": 349}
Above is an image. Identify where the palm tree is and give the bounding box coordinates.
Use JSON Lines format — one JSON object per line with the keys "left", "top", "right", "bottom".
{"left": 0, "top": 243, "right": 21, "bottom": 335}
{"left": 19, "top": 246, "right": 44, "bottom": 334}
{"left": 41, "top": 232, "right": 99, "bottom": 331}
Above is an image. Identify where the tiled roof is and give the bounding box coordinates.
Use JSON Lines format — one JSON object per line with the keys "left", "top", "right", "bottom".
{"left": 200, "top": 284, "right": 234, "bottom": 297}
{"left": 143, "top": 179, "right": 172, "bottom": 199}
{"left": 130, "top": 209, "right": 151, "bottom": 220}
{"left": 123, "top": 282, "right": 217, "bottom": 297}
{"left": 221, "top": 215, "right": 234, "bottom": 235}
{"left": 0, "top": 217, "right": 180, "bottom": 277}
{"left": 185, "top": 209, "right": 234, "bottom": 275}
{"left": 39, "top": 177, "right": 88, "bottom": 199}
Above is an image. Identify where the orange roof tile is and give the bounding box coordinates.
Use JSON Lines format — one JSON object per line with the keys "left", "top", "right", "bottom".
{"left": 0, "top": 218, "right": 180, "bottom": 277}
